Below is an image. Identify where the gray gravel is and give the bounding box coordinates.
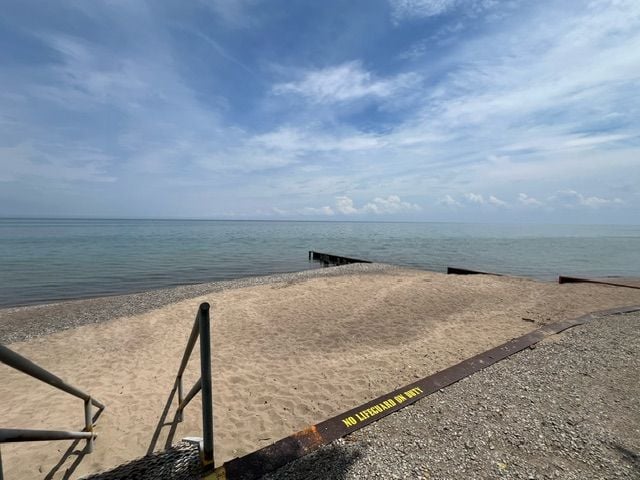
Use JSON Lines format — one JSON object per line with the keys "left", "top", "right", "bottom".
{"left": 262, "top": 311, "right": 640, "bottom": 480}
{"left": 0, "top": 263, "right": 399, "bottom": 344}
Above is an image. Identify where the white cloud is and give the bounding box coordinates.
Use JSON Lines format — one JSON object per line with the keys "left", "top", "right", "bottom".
{"left": 389, "top": 0, "right": 499, "bottom": 22}
{"left": 518, "top": 193, "right": 543, "bottom": 206}
{"left": 301, "top": 205, "right": 335, "bottom": 216}
{"left": 252, "top": 127, "right": 384, "bottom": 154}
{"left": 271, "top": 207, "right": 288, "bottom": 215}
{"left": 273, "top": 61, "right": 418, "bottom": 104}
{"left": 551, "top": 190, "right": 624, "bottom": 208}
{"left": 443, "top": 192, "right": 506, "bottom": 207}
{"left": 563, "top": 134, "right": 632, "bottom": 148}
{"left": 488, "top": 195, "right": 507, "bottom": 206}
{"left": 390, "top": 0, "right": 459, "bottom": 21}
{"left": 204, "top": 0, "right": 261, "bottom": 28}
{"left": 437, "top": 194, "right": 461, "bottom": 207}
{"left": 0, "top": 143, "right": 115, "bottom": 183}
{"left": 34, "top": 34, "right": 150, "bottom": 107}
{"left": 400, "top": 21, "right": 465, "bottom": 59}
{"left": 464, "top": 192, "right": 485, "bottom": 204}
{"left": 335, "top": 196, "right": 359, "bottom": 214}
{"left": 362, "top": 195, "right": 422, "bottom": 214}
{"left": 305, "top": 195, "right": 420, "bottom": 216}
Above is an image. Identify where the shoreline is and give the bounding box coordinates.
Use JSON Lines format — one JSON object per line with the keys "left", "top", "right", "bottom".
{"left": 0, "top": 263, "right": 401, "bottom": 344}
{"left": 0, "top": 266, "right": 326, "bottom": 310}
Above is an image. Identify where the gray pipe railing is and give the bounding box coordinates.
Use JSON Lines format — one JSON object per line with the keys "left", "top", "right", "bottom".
{"left": 170, "top": 302, "right": 215, "bottom": 466}
{"left": 0, "top": 345, "right": 105, "bottom": 412}
{"left": 0, "top": 429, "right": 95, "bottom": 443}
{"left": 0, "top": 344, "right": 105, "bottom": 479}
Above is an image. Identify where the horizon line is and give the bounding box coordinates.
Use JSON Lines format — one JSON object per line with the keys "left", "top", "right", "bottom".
{"left": 0, "top": 216, "right": 638, "bottom": 227}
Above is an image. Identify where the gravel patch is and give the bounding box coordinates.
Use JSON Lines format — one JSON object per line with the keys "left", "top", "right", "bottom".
{"left": 262, "top": 311, "right": 640, "bottom": 480}
{"left": 0, "top": 263, "right": 400, "bottom": 344}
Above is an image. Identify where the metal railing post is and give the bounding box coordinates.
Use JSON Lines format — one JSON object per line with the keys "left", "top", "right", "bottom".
{"left": 177, "top": 377, "right": 184, "bottom": 422}
{"left": 198, "top": 303, "right": 214, "bottom": 465}
{"left": 84, "top": 398, "right": 93, "bottom": 453}
{"left": 0, "top": 445, "right": 4, "bottom": 480}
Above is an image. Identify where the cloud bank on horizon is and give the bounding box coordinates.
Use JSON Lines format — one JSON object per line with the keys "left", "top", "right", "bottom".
{"left": 1, "top": 0, "right": 639, "bottom": 223}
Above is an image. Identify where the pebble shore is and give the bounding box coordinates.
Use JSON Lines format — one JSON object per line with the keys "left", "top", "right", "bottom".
{"left": 263, "top": 310, "right": 640, "bottom": 480}
{"left": 0, "top": 263, "right": 400, "bottom": 344}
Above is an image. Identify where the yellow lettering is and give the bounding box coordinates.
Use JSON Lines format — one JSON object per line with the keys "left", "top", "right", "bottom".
{"left": 404, "top": 387, "right": 423, "bottom": 398}
{"left": 394, "top": 394, "right": 407, "bottom": 403}
{"left": 342, "top": 416, "right": 357, "bottom": 427}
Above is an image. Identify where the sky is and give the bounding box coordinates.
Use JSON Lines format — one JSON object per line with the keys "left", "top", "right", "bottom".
{"left": 1, "top": 0, "right": 639, "bottom": 223}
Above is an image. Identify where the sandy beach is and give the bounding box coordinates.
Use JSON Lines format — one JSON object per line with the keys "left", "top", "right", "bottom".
{"left": 264, "top": 311, "right": 640, "bottom": 480}
{"left": 2, "top": 265, "right": 640, "bottom": 479}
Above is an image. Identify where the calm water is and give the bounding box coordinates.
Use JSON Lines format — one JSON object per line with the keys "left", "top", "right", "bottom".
{"left": 1, "top": 219, "right": 638, "bottom": 307}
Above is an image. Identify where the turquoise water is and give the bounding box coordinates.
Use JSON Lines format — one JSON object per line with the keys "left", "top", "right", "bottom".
{"left": 0, "top": 219, "right": 638, "bottom": 307}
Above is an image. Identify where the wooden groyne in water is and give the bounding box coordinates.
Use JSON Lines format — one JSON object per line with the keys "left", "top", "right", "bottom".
{"left": 558, "top": 276, "right": 640, "bottom": 290}
{"left": 308, "top": 251, "right": 372, "bottom": 266}
{"left": 447, "top": 266, "right": 503, "bottom": 276}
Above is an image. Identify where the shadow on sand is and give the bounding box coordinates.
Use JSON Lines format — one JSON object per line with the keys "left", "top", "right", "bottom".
{"left": 44, "top": 409, "right": 104, "bottom": 480}
{"left": 147, "top": 380, "right": 184, "bottom": 455}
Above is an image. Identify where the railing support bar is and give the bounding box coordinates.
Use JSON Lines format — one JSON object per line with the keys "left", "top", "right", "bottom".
{"left": 176, "top": 312, "right": 202, "bottom": 379}
{"left": 178, "top": 378, "right": 202, "bottom": 416}
{"left": 91, "top": 398, "right": 106, "bottom": 412}
{"left": 198, "top": 303, "right": 214, "bottom": 465}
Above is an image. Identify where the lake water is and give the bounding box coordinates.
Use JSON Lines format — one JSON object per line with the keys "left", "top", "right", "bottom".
{"left": 1, "top": 218, "right": 638, "bottom": 307}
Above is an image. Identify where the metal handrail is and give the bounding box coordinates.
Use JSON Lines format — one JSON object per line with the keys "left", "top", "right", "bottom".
{"left": 166, "top": 302, "right": 215, "bottom": 466}
{"left": 0, "top": 344, "right": 106, "bottom": 479}
{"left": 0, "top": 429, "right": 95, "bottom": 443}
{"left": 0, "top": 345, "right": 105, "bottom": 411}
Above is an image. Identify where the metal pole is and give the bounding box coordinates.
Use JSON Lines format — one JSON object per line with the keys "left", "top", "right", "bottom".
{"left": 177, "top": 376, "right": 184, "bottom": 422}
{"left": 84, "top": 398, "right": 93, "bottom": 453}
{"left": 0, "top": 445, "right": 4, "bottom": 480}
{"left": 0, "top": 429, "right": 94, "bottom": 442}
{"left": 198, "top": 302, "right": 214, "bottom": 465}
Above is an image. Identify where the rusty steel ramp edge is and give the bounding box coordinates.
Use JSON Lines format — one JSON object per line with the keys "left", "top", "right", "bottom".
{"left": 203, "top": 304, "right": 640, "bottom": 480}
{"left": 558, "top": 275, "right": 640, "bottom": 290}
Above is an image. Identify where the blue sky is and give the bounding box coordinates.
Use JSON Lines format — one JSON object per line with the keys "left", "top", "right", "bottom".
{"left": 1, "top": 0, "right": 639, "bottom": 223}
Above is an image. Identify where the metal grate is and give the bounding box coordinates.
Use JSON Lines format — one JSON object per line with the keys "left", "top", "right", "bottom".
{"left": 81, "top": 441, "right": 203, "bottom": 480}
